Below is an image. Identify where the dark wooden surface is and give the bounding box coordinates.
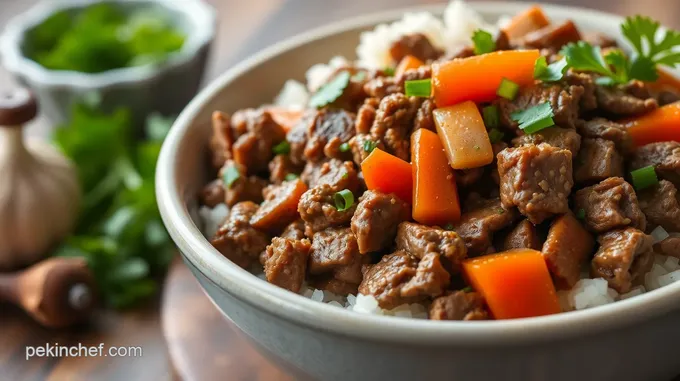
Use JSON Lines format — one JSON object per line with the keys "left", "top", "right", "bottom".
{"left": 1, "top": 0, "right": 680, "bottom": 380}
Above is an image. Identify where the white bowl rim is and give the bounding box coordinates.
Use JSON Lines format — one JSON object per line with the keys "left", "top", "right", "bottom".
{"left": 157, "top": 1, "right": 680, "bottom": 346}
{"left": 0, "top": 0, "right": 216, "bottom": 90}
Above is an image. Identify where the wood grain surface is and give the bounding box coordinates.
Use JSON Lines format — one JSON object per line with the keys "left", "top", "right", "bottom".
{"left": 1, "top": 0, "right": 680, "bottom": 380}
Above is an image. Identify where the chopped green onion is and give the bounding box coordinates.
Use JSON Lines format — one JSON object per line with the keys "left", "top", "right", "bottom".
{"left": 384, "top": 67, "right": 395, "bottom": 76}
{"left": 510, "top": 102, "right": 555, "bottom": 134}
{"left": 488, "top": 128, "right": 505, "bottom": 144}
{"left": 222, "top": 165, "right": 240, "bottom": 188}
{"left": 576, "top": 208, "right": 586, "bottom": 220}
{"left": 630, "top": 165, "right": 659, "bottom": 190}
{"left": 482, "top": 105, "right": 500, "bottom": 128}
{"left": 352, "top": 71, "right": 367, "bottom": 82}
{"left": 462, "top": 286, "right": 473, "bottom": 293}
{"left": 342, "top": 172, "right": 349, "bottom": 179}
{"left": 333, "top": 189, "right": 355, "bottom": 212}
{"left": 363, "top": 140, "right": 378, "bottom": 153}
{"left": 472, "top": 29, "right": 495, "bottom": 55}
{"left": 339, "top": 142, "right": 351, "bottom": 152}
{"left": 284, "top": 173, "right": 299, "bottom": 181}
{"left": 496, "top": 77, "right": 520, "bottom": 100}
{"left": 444, "top": 223, "right": 454, "bottom": 230}
{"left": 404, "top": 79, "right": 432, "bottom": 97}
{"left": 272, "top": 140, "right": 290, "bottom": 155}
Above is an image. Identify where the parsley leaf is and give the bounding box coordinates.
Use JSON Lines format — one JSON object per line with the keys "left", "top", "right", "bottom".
{"left": 561, "top": 42, "right": 611, "bottom": 76}
{"left": 510, "top": 102, "right": 555, "bottom": 134}
{"left": 534, "top": 56, "right": 568, "bottom": 82}
{"left": 472, "top": 29, "right": 495, "bottom": 55}
{"left": 621, "top": 16, "right": 680, "bottom": 81}
{"left": 309, "top": 71, "right": 351, "bottom": 108}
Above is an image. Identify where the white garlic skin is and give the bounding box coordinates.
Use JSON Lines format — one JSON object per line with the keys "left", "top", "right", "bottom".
{"left": 0, "top": 128, "right": 80, "bottom": 270}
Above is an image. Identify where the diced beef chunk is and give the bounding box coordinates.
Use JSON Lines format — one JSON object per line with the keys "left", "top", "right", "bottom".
{"left": 564, "top": 71, "right": 597, "bottom": 112}
{"left": 308, "top": 227, "right": 359, "bottom": 274}
{"left": 654, "top": 236, "right": 680, "bottom": 259}
{"left": 455, "top": 168, "right": 485, "bottom": 188}
{"left": 591, "top": 228, "right": 654, "bottom": 293}
{"left": 269, "top": 155, "right": 302, "bottom": 184}
{"left": 351, "top": 190, "right": 410, "bottom": 254}
{"left": 452, "top": 197, "right": 518, "bottom": 255}
{"left": 298, "top": 184, "right": 356, "bottom": 233}
{"left": 497, "top": 144, "right": 573, "bottom": 224}
{"left": 584, "top": 32, "right": 618, "bottom": 48}
{"left": 286, "top": 112, "right": 313, "bottom": 166}
{"left": 511, "top": 127, "right": 581, "bottom": 156}
{"left": 574, "top": 138, "right": 624, "bottom": 184}
{"left": 304, "top": 109, "right": 356, "bottom": 162}
{"left": 400, "top": 253, "right": 451, "bottom": 298}
{"left": 521, "top": 21, "right": 582, "bottom": 52}
{"left": 396, "top": 222, "right": 468, "bottom": 273}
{"left": 300, "top": 159, "right": 360, "bottom": 192}
{"left": 490, "top": 142, "right": 509, "bottom": 186}
{"left": 209, "top": 111, "right": 233, "bottom": 169}
{"left": 232, "top": 108, "right": 287, "bottom": 174}
{"left": 429, "top": 291, "right": 488, "bottom": 321}
{"left": 503, "top": 219, "right": 542, "bottom": 251}
{"left": 630, "top": 142, "right": 680, "bottom": 188}
{"left": 349, "top": 134, "right": 385, "bottom": 167}
{"left": 389, "top": 33, "right": 443, "bottom": 63}
{"left": 578, "top": 118, "right": 633, "bottom": 154}
{"left": 200, "top": 179, "right": 225, "bottom": 208}
{"left": 657, "top": 90, "right": 680, "bottom": 106}
{"left": 542, "top": 213, "right": 595, "bottom": 288}
{"left": 220, "top": 160, "right": 267, "bottom": 207}
{"left": 212, "top": 202, "right": 270, "bottom": 269}
{"left": 638, "top": 180, "right": 680, "bottom": 233}
{"left": 498, "top": 83, "right": 583, "bottom": 130}
{"left": 250, "top": 179, "right": 308, "bottom": 232}
{"left": 574, "top": 177, "right": 647, "bottom": 233}
{"left": 595, "top": 81, "right": 658, "bottom": 116}
{"left": 308, "top": 277, "right": 359, "bottom": 296}
{"left": 369, "top": 93, "right": 422, "bottom": 161}
{"left": 355, "top": 97, "right": 380, "bottom": 134}
{"left": 364, "top": 66, "right": 431, "bottom": 99}
{"left": 280, "top": 220, "right": 306, "bottom": 240}
{"left": 264, "top": 237, "right": 311, "bottom": 293}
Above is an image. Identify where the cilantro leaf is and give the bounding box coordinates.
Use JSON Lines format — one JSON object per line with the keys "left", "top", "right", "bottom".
{"left": 621, "top": 15, "right": 680, "bottom": 80}
{"left": 561, "top": 42, "right": 611, "bottom": 76}
{"left": 309, "top": 71, "right": 351, "bottom": 108}
{"left": 628, "top": 55, "right": 659, "bottom": 81}
{"left": 534, "top": 56, "right": 568, "bottom": 82}
{"left": 472, "top": 29, "right": 495, "bottom": 55}
{"left": 510, "top": 102, "right": 555, "bottom": 134}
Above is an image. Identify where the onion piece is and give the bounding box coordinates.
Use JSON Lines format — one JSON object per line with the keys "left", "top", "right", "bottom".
{"left": 651, "top": 225, "right": 670, "bottom": 244}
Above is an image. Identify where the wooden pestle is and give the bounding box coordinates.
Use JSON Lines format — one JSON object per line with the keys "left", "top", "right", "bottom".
{"left": 0, "top": 257, "right": 97, "bottom": 328}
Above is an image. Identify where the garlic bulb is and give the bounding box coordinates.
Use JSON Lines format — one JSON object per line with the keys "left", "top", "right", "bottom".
{"left": 0, "top": 89, "right": 80, "bottom": 270}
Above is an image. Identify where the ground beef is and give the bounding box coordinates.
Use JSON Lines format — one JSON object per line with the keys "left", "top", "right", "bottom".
{"left": 200, "top": 179, "right": 225, "bottom": 208}
{"left": 452, "top": 197, "right": 518, "bottom": 255}
{"left": 300, "top": 159, "right": 360, "bottom": 192}
{"left": 498, "top": 83, "right": 584, "bottom": 130}
{"left": 654, "top": 236, "right": 680, "bottom": 259}
{"left": 349, "top": 134, "right": 385, "bottom": 167}
{"left": 497, "top": 144, "right": 573, "bottom": 224}
{"left": 219, "top": 160, "right": 267, "bottom": 207}
{"left": 268, "top": 155, "right": 303, "bottom": 184}
{"left": 211, "top": 202, "right": 270, "bottom": 269}
{"left": 542, "top": 213, "right": 595, "bottom": 288}
{"left": 638, "top": 180, "right": 680, "bottom": 233}
{"left": 363, "top": 66, "right": 431, "bottom": 99}
{"left": 250, "top": 179, "right": 308, "bottom": 233}
{"left": 231, "top": 108, "right": 287, "bottom": 174}
{"left": 414, "top": 98, "right": 436, "bottom": 131}
{"left": 511, "top": 127, "right": 581, "bottom": 156}
{"left": 209, "top": 111, "right": 233, "bottom": 169}
{"left": 521, "top": 20, "right": 582, "bottom": 52}
{"left": 574, "top": 138, "right": 624, "bottom": 184}
{"left": 503, "top": 219, "right": 543, "bottom": 251}
{"left": 298, "top": 184, "right": 356, "bottom": 233}
{"left": 429, "top": 291, "right": 489, "bottom": 320}
{"left": 577, "top": 118, "right": 633, "bottom": 154}
{"left": 630, "top": 142, "right": 680, "bottom": 188}
{"left": 574, "top": 177, "right": 647, "bottom": 233}
{"left": 395, "top": 222, "right": 468, "bottom": 273}
{"left": 304, "top": 109, "right": 356, "bottom": 162}
{"left": 369, "top": 93, "right": 422, "bottom": 161}
{"left": 355, "top": 97, "right": 380, "bottom": 134}
{"left": 264, "top": 237, "right": 311, "bottom": 293}
{"left": 591, "top": 228, "right": 654, "bottom": 293}
{"left": 400, "top": 253, "right": 451, "bottom": 298}
{"left": 351, "top": 190, "right": 410, "bottom": 254}
{"left": 389, "top": 33, "right": 443, "bottom": 64}
{"left": 595, "top": 81, "right": 658, "bottom": 116}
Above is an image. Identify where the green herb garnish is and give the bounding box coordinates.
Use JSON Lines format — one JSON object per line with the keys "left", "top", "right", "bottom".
{"left": 285, "top": 173, "right": 299, "bottom": 181}
{"left": 272, "top": 140, "right": 291, "bottom": 155}
{"left": 560, "top": 42, "right": 629, "bottom": 85}
{"left": 472, "top": 29, "right": 495, "bottom": 55}
{"left": 462, "top": 286, "right": 473, "bottom": 293}
{"left": 488, "top": 128, "right": 505, "bottom": 144}
{"left": 333, "top": 189, "right": 355, "bottom": 212}
{"left": 534, "top": 56, "right": 569, "bottom": 82}
{"left": 384, "top": 67, "right": 395, "bottom": 76}
{"left": 309, "top": 71, "right": 351, "bottom": 108}
{"left": 352, "top": 71, "right": 367, "bottom": 82}
{"left": 482, "top": 105, "right": 500, "bottom": 128}
{"left": 497, "top": 78, "right": 520, "bottom": 100}
{"left": 444, "top": 223, "right": 454, "bottom": 230}
{"left": 621, "top": 16, "right": 680, "bottom": 81}
{"left": 222, "top": 165, "right": 241, "bottom": 188}
{"left": 404, "top": 79, "right": 432, "bottom": 97}
{"left": 363, "top": 140, "right": 378, "bottom": 153}
{"left": 510, "top": 102, "right": 555, "bottom": 134}
{"left": 630, "top": 165, "right": 659, "bottom": 190}
{"left": 339, "top": 142, "right": 351, "bottom": 152}
{"left": 576, "top": 208, "right": 586, "bottom": 220}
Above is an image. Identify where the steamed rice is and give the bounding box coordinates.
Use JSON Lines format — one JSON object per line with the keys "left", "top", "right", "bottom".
{"left": 201, "top": 0, "right": 680, "bottom": 319}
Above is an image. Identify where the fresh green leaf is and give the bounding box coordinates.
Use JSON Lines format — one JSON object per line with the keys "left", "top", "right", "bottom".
{"left": 284, "top": 173, "right": 299, "bottom": 181}
{"left": 384, "top": 67, "right": 395, "bottom": 76}
{"left": 351, "top": 71, "right": 367, "bottom": 82}
{"left": 363, "top": 140, "right": 378, "bottom": 153}
{"left": 629, "top": 55, "right": 660, "bottom": 81}
{"left": 561, "top": 42, "right": 611, "bottom": 76}
{"left": 488, "top": 128, "right": 505, "bottom": 144}
{"left": 472, "top": 29, "right": 495, "bottom": 55}
{"left": 603, "top": 50, "right": 632, "bottom": 84}
{"left": 534, "top": 56, "right": 568, "bottom": 82}
{"left": 309, "top": 71, "right": 351, "bottom": 108}
{"left": 145, "top": 113, "right": 174, "bottom": 141}
{"left": 110, "top": 257, "right": 149, "bottom": 282}
{"left": 510, "top": 102, "right": 555, "bottom": 134}
{"left": 272, "top": 140, "right": 291, "bottom": 155}
{"left": 339, "top": 142, "right": 351, "bottom": 152}
{"left": 620, "top": 15, "right": 680, "bottom": 80}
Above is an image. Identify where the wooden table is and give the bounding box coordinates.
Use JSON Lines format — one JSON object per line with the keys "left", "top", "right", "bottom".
{"left": 1, "top": 1, "right": 679, "bottom": 380}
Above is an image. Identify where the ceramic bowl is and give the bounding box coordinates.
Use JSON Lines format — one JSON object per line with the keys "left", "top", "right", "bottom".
{"left": 0, "top": 0, "right": 216, "bottom": 127}
{"left": 156, "top": 3, "right": 680, "bottom": 381}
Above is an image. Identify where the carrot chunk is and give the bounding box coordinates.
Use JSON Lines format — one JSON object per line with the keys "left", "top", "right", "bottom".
{"left": 622, "top": 101, "right": 680, "bottom": 146}
{"left": 462, "top": 249, "right": 561, "bottom": 319}
{"left": 266, "top": 107, "right": 304, "bottom": 132}
{"left": 433, "top": 101, "right": 494, "bottom": 169}
{"left": 394, "top": 55, "right": 425, "bottom": 78}
{"left": 411, "top": 129, "right": 461, "bottom": 226}
{"left": 361, "top": 148, "right": 413, "bottom": 203}
{"left": 502, "top": 5, "right": 551, "bottom": 40}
